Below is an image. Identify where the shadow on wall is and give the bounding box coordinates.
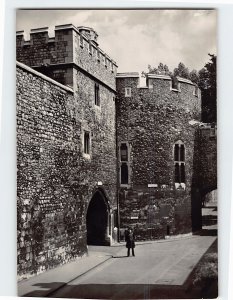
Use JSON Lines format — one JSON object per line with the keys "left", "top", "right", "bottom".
{"left": 191, "top": 130, "right": 202, "bottom": 232}
{"left": 191, "top": 128, "right": 217, "bottom": 233}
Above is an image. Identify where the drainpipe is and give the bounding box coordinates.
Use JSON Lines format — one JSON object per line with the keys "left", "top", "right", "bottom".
{"left": 115, "top": 94, "right": 121, "bottom": 243}
{"left": 117, "top": 184, "right": 120, "bottom": 242}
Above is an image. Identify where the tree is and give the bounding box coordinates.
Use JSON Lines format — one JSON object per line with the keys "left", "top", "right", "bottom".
{"left": 144, "top": 63, "right": 172, "bottom": 76}
{"left": 173, "top": 62, "right": 190, "bottom": 79}
{"left": 198, "top": 54, "right": 217, "bottom": 123}
{"left": 189, "top": 69, "right": 199, "bottom": 85}
{"left": 142, "top": 56, "right": 217, "bottom": 123}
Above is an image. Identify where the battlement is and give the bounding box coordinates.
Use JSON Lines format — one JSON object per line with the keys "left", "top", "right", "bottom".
{"left": 16, "top": 24, "right": 116, "bottom": 66}
{"left": 116, "top": 72, "right": 200, "bottom": 98}
{"left": 16, "top": 24, "right": 117, "bottom": 90}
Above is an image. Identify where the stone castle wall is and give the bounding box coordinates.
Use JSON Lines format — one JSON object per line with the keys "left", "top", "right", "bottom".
{"left": 116, "top": 74, "right": 202, "bottom": 239}
{"left": 197, "top": 125, "right": 217, "bottom": 193}
{"left": 17, "top": 60, "right": 117, "bottom": 279}
{"left": 16, "top": 23, "right": 217, "bottom": 280}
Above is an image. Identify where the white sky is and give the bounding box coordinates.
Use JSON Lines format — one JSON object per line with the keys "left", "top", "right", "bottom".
{"left": 16, "top": 9, "right": 217, "bottom": 74}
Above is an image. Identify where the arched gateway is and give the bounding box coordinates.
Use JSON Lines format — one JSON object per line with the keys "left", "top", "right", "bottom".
{"left": 86, "top": 189, "right": 110, "bottom": 246}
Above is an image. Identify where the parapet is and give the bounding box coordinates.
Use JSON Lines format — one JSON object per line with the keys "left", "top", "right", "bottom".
{"left": 116, "top": 72, "right": 139, "bottom": 78}
{"left": 16, "top": 24, "right": 118, "bottom": 90}
{"left": 16, "top": 27, "right": 53, "bottom": 46}
{"left": 17, "top": 24, "right": 117, "bottom": 69}
{"left": 116, "top": 72, "right": 200, "bottom": 98}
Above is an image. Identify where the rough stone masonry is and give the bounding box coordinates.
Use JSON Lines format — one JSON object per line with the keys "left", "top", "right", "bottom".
{"left": 16, "top": 24, "right": 217, "bottom": 280}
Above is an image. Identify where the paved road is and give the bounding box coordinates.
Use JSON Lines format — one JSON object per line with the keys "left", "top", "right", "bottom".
{"left": 50, "top": 235, "right": 216, "bottom": 299}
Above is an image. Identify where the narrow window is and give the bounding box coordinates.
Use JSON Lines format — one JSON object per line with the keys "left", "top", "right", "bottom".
{"left": 174, "top": 141, "right": 185, "bottom": 184}
{"left": 180, "top": 164, "right": 185, "bottom": 183}
{"left": 175, "top": 163, "right": 180, "bottom": 183}
{"left": 121, "top": 163, "right": 128, "bottom": 184}
{"left": 194, "top": 85, "right": 198, "bottom": 97}
{"left": 88, "top": 42, "right": 92, "bottom": 54}
{"left": 84, "top": 132, "right": 90, "bottom": 154}
{"left": 120, "top": 143, "right": 128, "bottom": 161}
{"left": 174, "top": 144, "right": 179, "bottom": 161}
{"left": 79, "top": 35, "right": 83, "bottom": 48}
{"left": 125, "top": 88, "right": 131, "bottom": 97}
{"left": 97, "top": 50, "right": 100, "bottom": 61}
{"left": 95, "top": 83, "right": 100, "bottom": 106}
{"left": 171, "top": 76, "right": 178, "bottom": 89}
{"left": 120, "top": 142, "right": 129, "bottom": 185}
{"left": 180, "top": 144, "right": 185, "bottom": 161}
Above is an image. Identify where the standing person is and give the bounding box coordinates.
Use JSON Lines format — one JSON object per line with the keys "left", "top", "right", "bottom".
{"left": 125, "top": 227, "right": 135, "bottom": 257}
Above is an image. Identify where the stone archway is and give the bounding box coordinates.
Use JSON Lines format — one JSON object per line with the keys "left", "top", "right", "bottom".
{"left": 191, "top": 186, "right": 217, "bottom": 233}
{"left": 201, "top": 188, "right": 217, "bottom": 232}
{"left": 86, "top": 190, "right": 110, "bottom": 246}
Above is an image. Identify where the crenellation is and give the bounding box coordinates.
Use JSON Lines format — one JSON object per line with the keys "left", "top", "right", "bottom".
{"left": 116, "top": 69, "right": 203, "bottom": 237}
{"left": 16, "top": 24, "right": 117, "bottom": 90}
{"left": 116, "top": 73, "right": 201, "bottom": 105}
{"left": 30, "top": 28, "right": 49, "bottom": 45}
{"left": 17, "top": 24, "right": 117, "bottom": 279}
{"left": 16, "top": 22, "right": 216, "bottom": 281}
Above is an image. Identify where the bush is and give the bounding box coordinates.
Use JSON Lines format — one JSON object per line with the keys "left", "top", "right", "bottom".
{"left": 193, "top": 252, "right": 218, "bottom": 287}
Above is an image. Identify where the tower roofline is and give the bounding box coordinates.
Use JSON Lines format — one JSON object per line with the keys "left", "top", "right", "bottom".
{"left": 116, "top": 72, "right": 139, "bottom": 78}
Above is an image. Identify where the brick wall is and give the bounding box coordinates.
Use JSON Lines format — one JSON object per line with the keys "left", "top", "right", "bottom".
{"left": 116, "top": 74, "right": 202, "bottom": 238}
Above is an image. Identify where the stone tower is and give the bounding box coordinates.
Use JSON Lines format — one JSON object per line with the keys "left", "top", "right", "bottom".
{"left": 16, "top": 24, "right": 118, "bottom": 279}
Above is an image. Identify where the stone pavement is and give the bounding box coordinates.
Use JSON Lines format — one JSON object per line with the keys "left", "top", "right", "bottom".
{"left": 18, "top": 235, "right": 217, "bottom": 298}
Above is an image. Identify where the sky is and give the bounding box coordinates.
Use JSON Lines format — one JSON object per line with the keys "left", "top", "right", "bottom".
{"left": 16, "top": 9, "right": 217, "bottom": 74}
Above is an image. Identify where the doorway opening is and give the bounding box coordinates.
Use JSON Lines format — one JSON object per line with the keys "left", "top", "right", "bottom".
{"left": 86, "top": 190, "right": 109, "bottom": 245}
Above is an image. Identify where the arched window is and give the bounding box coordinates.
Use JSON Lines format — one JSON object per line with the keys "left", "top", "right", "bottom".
{"left": 174, "top": 141, "right": 185, "bottom": 184}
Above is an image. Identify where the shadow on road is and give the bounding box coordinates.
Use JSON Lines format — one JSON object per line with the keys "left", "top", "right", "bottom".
{"left": 23, "top": 280, "right": 217, "bottom": 299}
{"left": 22, "top": 203, "right": 218, "bottom": 299}
{"left": 23, "top": 238, "right": 218, "bottom": 299}
{"left": 193, "top": 224, "right": 217, "bottom": 236}
{"left": 193, "top": 228, "right": 217, "bottom": 236}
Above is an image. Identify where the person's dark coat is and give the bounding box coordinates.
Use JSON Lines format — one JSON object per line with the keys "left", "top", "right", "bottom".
{"left": 125, "top": 230, "right": 135, "bottom": 248}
